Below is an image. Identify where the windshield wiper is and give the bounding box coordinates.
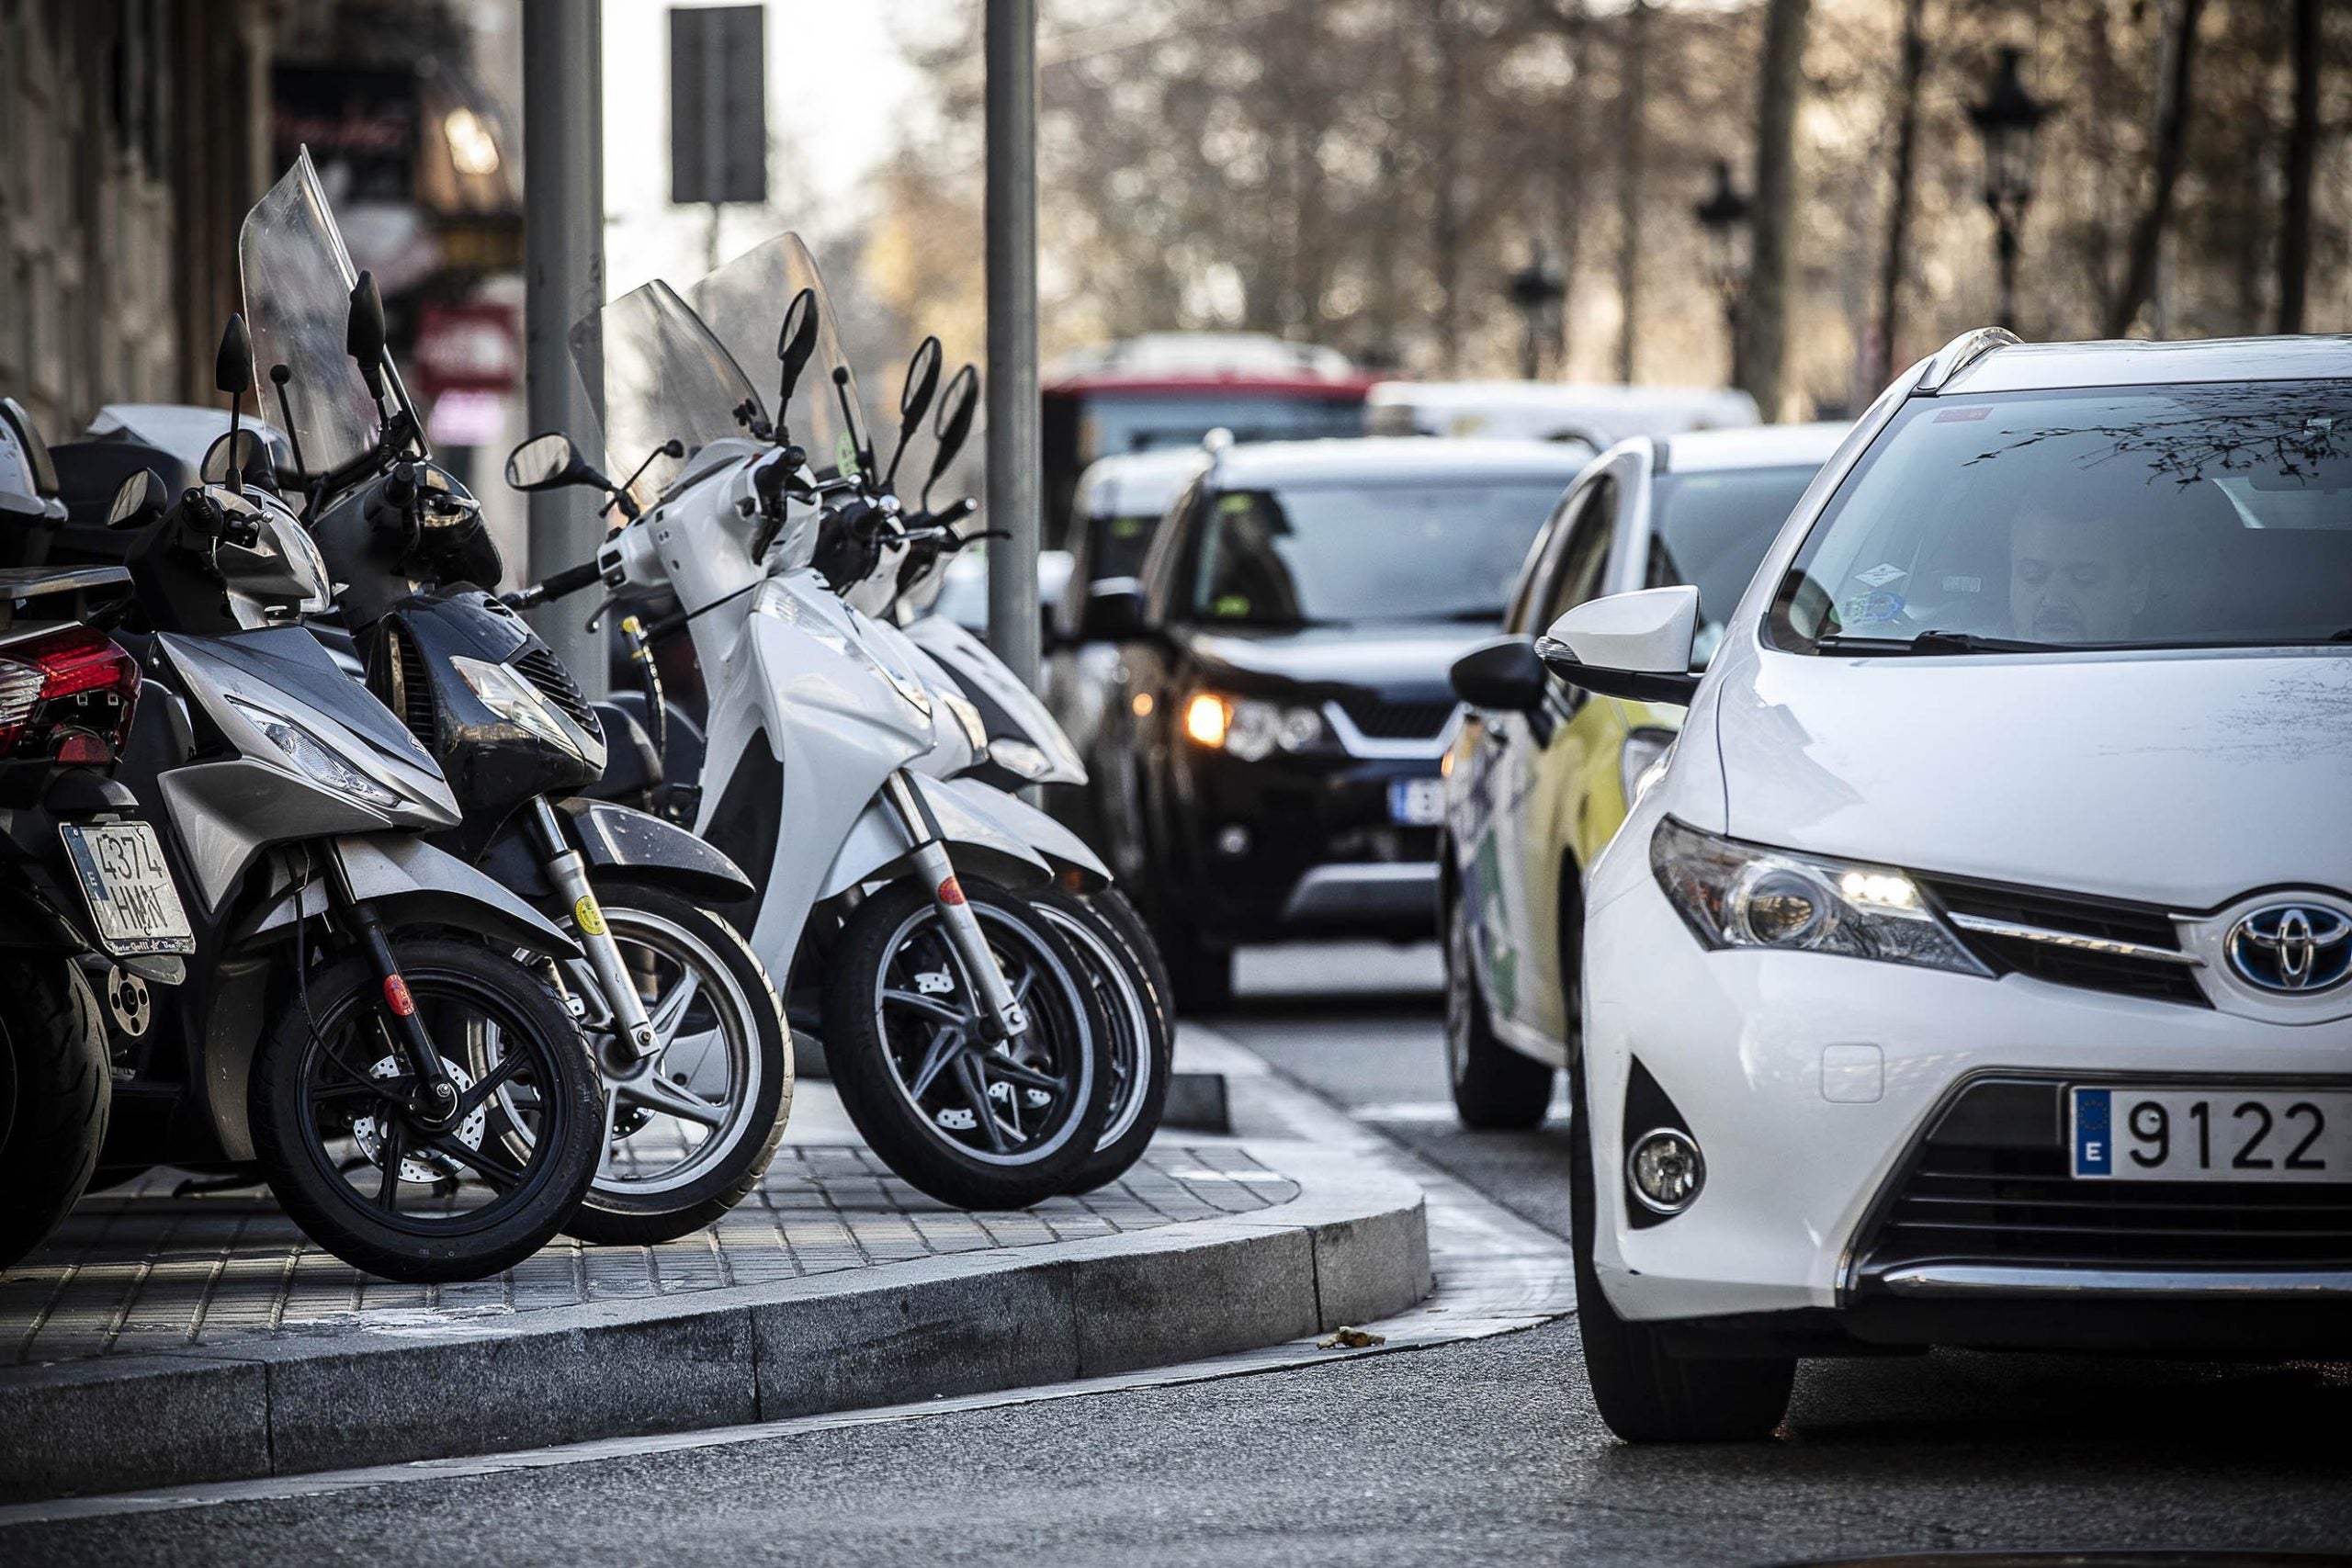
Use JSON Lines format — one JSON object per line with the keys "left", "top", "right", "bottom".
{"left": 1815, "top": 628, "right": 2075, "bottom": 656}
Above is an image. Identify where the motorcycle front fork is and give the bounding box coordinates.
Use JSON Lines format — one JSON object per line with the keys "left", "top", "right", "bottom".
{"left": 881, "top": 772, "right": 1028, "bottom": 1043}
{"left": 524, "top": 796, "right": 660, "bottom": 1059}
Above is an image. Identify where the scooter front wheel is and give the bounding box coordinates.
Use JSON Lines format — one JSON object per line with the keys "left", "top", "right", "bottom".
{"left": 251, "top": 938, "right": 602, "bottom": 1282}
{"left": 826, "top": 877, "right": 1112, "bottom": 1210}
{"left": 1029, "top": 887, "right": 1172, "bottom": 1196}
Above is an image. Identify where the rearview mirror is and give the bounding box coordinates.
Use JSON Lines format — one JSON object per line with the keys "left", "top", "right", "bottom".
{"left": 1535, "top": 585, "right": 1702, "bottom": 705}
{"left": 899, "top": 337, "right": 942, "bottom": 424}
{"left": 1077, "top": 577, "right": 1149, "bottom": 643}
{"left": 201, "top": 428, "right": 271, "bottom": 488}
{"left": 924, "top": 365, "right": 979, "bottom": 503}
{"left": 776, "top": 288, "right": 819, "bottom": 412}
{"left": 107, "top": 468, "right": 169, "bottom": 531}
{"left": 346, "top": 271, "right": 389, "bottom": 398}
{"left": 215, "top": 314, "right": 254, "bottom": 398}
{"left": 505, "top": 432, "right": 585, "bottom": 491}
{"left": 1449, "top": 636, "right": 1547, "bottom": 714}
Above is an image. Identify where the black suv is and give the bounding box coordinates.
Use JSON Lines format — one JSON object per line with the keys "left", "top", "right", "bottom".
{"left": 1059, "top": 437, "right": 1589, "bottom": 1010}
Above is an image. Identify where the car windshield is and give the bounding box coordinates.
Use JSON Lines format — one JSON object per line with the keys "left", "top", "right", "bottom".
{"left": 1080, "top": 391, "right": 1363, "bottom": 462}
{"left": 1189, "top": 478, "right": 1569, "bottom": 626}
{"left": 1770, "top": 382, "right": 2352, "bottom": 654}
{"left": 1090, "top": 513, "right": 1160, "bottom": 581}
{"left": 1644, "top": 465, "right": 1818, "bottom": 667}
{"left": 238, "top": 149, "right": 386, "bottom": 476}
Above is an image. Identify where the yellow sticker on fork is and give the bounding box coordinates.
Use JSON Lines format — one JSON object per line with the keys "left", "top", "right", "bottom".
{"left": 573, "top": 895, "right": 608, "bottom": 937}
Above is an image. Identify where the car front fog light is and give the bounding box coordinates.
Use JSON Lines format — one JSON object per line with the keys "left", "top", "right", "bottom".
{"left": 1627, "top": 1129, "right": 1704, "bottom": 1214}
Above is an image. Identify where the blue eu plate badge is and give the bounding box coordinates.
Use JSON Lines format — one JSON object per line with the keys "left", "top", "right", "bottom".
{"left": 2070, "top": 1088, "right": 2113, "bottom": 1178}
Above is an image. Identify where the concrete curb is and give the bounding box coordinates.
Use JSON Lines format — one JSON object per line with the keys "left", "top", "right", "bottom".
{"left": 0, "top": 1144, "right": 1427, "bottom": 1503}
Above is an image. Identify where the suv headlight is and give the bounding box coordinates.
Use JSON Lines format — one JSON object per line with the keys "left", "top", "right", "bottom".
{"left": 1619, "top": 727, "right": 1676, "bottom": 807}
{"left": 448, "top": 655, "right": 593, "bottom": 761}
{"left": 1649, "top": 817, "right": 1988, "bottom": 976}
{"left": 228, "top": 697, "right": 402, "bottom": 811}
{"left": 1181, "top": 691, "right": 1329, "bottom": 762}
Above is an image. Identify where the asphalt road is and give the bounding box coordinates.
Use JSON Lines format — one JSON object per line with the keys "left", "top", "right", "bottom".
{"left": 11, "top": 942, "right": 2352, "bottom": 1567}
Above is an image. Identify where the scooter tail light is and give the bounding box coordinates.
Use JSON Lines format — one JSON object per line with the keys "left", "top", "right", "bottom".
{"left": 0, "top": 626, "right": 141, "bottom": 760}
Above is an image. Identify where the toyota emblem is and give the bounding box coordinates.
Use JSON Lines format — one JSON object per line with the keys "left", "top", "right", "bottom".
{"left": 2225, "top": 904, "right": 2352, "bottom": 995}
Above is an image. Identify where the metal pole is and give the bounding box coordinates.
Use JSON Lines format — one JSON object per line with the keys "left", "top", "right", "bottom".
{"left": 522, "top": 0, "right": 607, "bottom": 699}
{"left": 984, "top": 0, "right": 1041, "bottom": 693}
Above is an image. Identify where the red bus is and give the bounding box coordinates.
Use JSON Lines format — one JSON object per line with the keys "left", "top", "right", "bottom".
{"left": 1041, "top": 333, "right": 1376, "bottom": 547}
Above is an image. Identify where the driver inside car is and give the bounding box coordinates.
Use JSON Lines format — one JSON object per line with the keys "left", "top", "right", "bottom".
{"left": 2007, "top": 498, "right": 2153, "bottom": 643}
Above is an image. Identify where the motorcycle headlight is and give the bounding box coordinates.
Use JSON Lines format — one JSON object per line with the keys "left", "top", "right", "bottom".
{"left": 1181, "top": 691, "right": 1329, "bottom": 762}
{"left": 228, "top": 697, "right": 402, "bottom": 811}
{"left": 1619, "top": 727, "right": 1676, "bottom": 808}
{"left": 447, "top": 655, "right": 594, "bottom": 762}
{"left": 1649, "top": 816, "right": 1989, "bottom": 976}
{"left": 989, "top": 738, "right": 1052, "bottom": 781}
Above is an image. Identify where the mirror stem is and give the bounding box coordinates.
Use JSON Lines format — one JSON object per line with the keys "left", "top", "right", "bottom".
{"left": 269, "top": 366, "right": 307, "bottom": 488}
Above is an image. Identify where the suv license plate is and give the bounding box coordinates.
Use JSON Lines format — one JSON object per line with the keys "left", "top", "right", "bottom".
{"left": 2070, "top": 1085, "right": 2352, "bottom": 1183}
{"left": 1388, "top": 778, "right": 1444, "bottom": 827}
{"left": 59, "top": 822, "right": 195, "bottom": 956}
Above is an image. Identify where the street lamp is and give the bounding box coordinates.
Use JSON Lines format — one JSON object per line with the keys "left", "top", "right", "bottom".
{"left": 1507, "top": 253, "right": 1566, "bottom": 380}
{"left": 1691, "top": 158, "right": 1751, "bottom": 386}
{"left": 1968, "top": 46, "right": 2051, "bottom": 333}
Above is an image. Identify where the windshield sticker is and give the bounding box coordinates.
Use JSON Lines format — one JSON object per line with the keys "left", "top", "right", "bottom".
{"left": 1932, "top": 405, "right": 1992, "bottom": 423}
{"left": 1941, "top": 574, "right": 1983, "bottom": 593}
{"left": 1840, "top": 589, "right": 1905, "bottom": 626}
{"left": 1217, "top": 493, "right": 1253, "bottom": 514}
{"left": 1854, "top": 562, "right": 1906, "bottom": 587}
{"left": 834, "top": 431, "right": 862, "bottom": 476}
{"left": 1212, "top": 593, "right": 1251, "bottom": 617}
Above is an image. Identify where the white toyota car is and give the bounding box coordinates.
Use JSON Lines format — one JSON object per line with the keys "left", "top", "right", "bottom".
{"left": 1538, "top": 329, "right": 2352, "bottom": 1442}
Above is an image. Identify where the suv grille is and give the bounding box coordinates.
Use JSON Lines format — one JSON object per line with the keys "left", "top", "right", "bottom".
{"left": 1333, "top": 695, "right": 1455, "bottom": 741}
{"left": 1918, "top": 874, "right": 2209, "bottom": 1007}
{"left": 1855, "top": 1078, "right": 2352, "bottom": 1279}
{"left": 513, "top": 646, "right": 602, "bottom": 741}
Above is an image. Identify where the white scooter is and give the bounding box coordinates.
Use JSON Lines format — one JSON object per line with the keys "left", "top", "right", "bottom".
{"left": 513, "top": 235, "right": 1114, "bottom": 1209}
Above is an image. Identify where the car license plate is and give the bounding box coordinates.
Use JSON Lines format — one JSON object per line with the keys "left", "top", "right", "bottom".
{"left": 1388, "top": 777, "right": 1444, "bottom": 827}
{"left": 2070, "top": 1085, "right": 2352, "bottom": 1183}
{"left": 59, "top": 822, "right": 194, "bottom": 956}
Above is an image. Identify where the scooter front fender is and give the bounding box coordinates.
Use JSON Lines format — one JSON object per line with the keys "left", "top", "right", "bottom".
{"left": 816, "top": 773, "right": 1052, "bottom": 900}
{"left": 241, "top": 835, "right": 582, "bottom": 960}
{"left": 559, "top": 796, "right": 754, "bottom": 904}
{"left": 934, "top": 776, "right": 1112, "bottom": 892}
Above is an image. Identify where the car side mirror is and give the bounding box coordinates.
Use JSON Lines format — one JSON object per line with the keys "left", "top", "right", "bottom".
{"left": 1536, "top": 586, "right": 1702, "bottom": 705}
{"left": 1449, "top": 635, "right": 1547, "bottom": 714}
{"left": 107, "top": 468, "right": 170, "bottom": 531}
{"left": 1077, "top": 577, "right": 1150, "bottom": 643}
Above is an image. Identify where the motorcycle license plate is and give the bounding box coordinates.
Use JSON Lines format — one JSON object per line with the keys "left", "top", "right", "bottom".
{"left": 59, "top": 822, "right": 194, "bottom": 956}
{"left": 2070, "top": 1085, "right": 2352, "bottom": 1183}
{"left": 1388, "top": 778, "right": 1445, "bottom": 827}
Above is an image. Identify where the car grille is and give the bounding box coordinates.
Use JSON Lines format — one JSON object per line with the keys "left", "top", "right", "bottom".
{"left": 513, "top": 646, "right": 602, "bottom": 741}
{"left": 1917, "top": 874, "right": 2210, "bottom": 1008}
{"left": 1332, "top": 695, "right": 1455, "bottom": 741}
{"left": 1854, "top": 1078, "right": 2352, "bottom": 1280}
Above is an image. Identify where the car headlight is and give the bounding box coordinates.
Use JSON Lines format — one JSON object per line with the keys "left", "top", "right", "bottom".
{"left": 989, "top": 738, "right": 1053, "bottom": 781}
{"left": 1181, "top": 691, "right": 1329, "bottom": 762}
{"left": 1619, "top": 727, "right": 1676, "bottom": 807}
{"left": 228, "top": 697, "right": 402, "bottom": 811}
{"left": 447, "top": 655, "right": 594, "bottom": 761}
{"left": 940, "top": 692, "right": 989, "bottom": 754}
{"left": 1649, "top": 816, "right": 1989, "bottom": 975}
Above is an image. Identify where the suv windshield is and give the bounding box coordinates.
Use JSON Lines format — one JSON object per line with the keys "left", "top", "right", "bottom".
{"left": 1189, "top": 477, "right": 1568, "bottom": 626}
{"left": 1771, "top": 381, "right": 2352, "bottom": 653}
{"left": 1645, "top": 465, "right": 1818, "bottom": 666}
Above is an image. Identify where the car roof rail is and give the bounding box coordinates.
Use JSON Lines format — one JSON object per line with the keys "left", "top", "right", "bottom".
{"left": 1915, "top": 327, "right": 2020, "bottom": 394}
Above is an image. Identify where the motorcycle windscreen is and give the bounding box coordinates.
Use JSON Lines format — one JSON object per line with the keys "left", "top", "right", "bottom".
{"left": 687, "top": 232, "right": 874, "bottom": 489}
{"left": 571, "top": 278, "right": 762, "bottom": 513}
{"left": 237, "top": 148, "right": 385, "bottom": 479}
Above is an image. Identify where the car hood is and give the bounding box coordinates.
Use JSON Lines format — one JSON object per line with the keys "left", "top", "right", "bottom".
{"left": 1179, "top": 621, "right": 1490, "bottom": 695}
{"left": 1713, "top": 646, "right": 2352, "bottom": 908}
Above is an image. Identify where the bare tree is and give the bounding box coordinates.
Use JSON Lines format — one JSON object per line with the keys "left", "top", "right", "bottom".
{"left": 1614, "top": 0, "right": 1649, "bottom": 383}
{"left": 2106, "top": 0, "right": 2208, "bottom": 336}
{"left": 1871, "top": 0, "right": 1927, "bottom": 388}
{"left": 1742, "top": 0, "right": 1811, "bottom": 419}
{"left": 2277, "top": 0, "right": 2321, "bottom": 333}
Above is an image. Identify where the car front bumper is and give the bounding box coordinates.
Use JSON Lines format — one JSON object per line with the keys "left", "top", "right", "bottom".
{"left": 1580, "top": 864, "right": 2352, "bottom": 1350}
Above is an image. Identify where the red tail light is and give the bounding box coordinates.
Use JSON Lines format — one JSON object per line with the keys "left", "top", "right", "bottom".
{"left": 0, "top": 626, "right": 140, "bottom": 762}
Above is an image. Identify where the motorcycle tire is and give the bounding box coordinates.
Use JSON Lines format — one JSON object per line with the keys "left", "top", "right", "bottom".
{"left": 563, "top": 880, "right": 793, "bottom": 1247}
{"left": 826, "top": 876, "right": 1112, "bottom": 1210}
{"left": 251, "top": 936, "right": 602, "bottom": 1283}
{"left": 1033, "top": 887, "right": 1173, "bottom": 1196}
{"left": 0, "top": 958, "right": 108, "bottom": 1271}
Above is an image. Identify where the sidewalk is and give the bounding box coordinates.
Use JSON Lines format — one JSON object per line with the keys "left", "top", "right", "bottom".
{"left": 0, "top": 1057, "right": 1429, "bottom": 1503}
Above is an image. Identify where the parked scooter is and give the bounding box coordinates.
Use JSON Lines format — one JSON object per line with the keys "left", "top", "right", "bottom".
{"left": 510, "top": 236, "right": 1117, "bottom": 1208}
{"left": 81, "top": 299, "right": 602, "bottom": 1281}
{"left": 0, "top": 401, "right": 173, "bottom": 1269}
